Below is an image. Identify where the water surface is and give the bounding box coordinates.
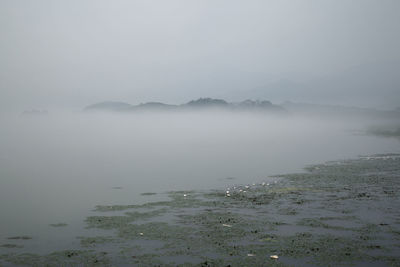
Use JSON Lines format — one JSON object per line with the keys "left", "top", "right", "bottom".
{"left": 0, "top": 111, "right": 398, "bottom": 254}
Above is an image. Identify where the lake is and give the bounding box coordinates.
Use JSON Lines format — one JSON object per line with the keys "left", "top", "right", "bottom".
{"left": 0, "top": 111, "right": 399, "bottom": 260}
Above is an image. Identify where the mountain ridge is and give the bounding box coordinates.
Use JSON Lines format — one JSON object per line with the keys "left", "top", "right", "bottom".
{"left": 84, "top": 98, "right": 286, "bottom": 113}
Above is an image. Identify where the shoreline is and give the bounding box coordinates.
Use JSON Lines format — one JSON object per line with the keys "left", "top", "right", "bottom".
{"left": 1, "top": 154, "right": 400, "bottom": 266}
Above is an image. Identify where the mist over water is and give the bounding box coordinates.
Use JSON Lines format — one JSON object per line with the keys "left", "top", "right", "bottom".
{"left": 1, "top": 0, "right": 400, "bottom": 263}
{"left": 0, "top": 110, "right": 398, "bottom": 253}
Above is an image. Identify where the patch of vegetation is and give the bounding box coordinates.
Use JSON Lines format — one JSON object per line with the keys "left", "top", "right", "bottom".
{"left": 86, "top": 208, "right": 168, "bottom": 229}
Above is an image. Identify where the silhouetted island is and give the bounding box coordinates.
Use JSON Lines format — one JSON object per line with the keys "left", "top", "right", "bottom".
{"left": 84, "top": 98, "right": 287, "bottom": 113}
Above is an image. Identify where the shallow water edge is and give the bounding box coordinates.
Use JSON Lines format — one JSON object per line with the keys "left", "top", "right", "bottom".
{"left": 1, "top": 154, "right": 400, "bottom": 266}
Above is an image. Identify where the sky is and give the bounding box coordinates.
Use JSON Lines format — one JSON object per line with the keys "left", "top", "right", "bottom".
{"left": 0, "top": 0, "right": 399, "bottom": 111}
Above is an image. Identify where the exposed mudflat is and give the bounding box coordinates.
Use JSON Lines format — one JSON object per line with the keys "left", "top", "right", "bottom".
{"left": 1, "top": 154, "right": 400, "bottom": 266}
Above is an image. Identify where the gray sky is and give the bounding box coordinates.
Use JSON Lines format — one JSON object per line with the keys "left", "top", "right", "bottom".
{"left": 1, "top": 0, "right": 399, "bottom": 111}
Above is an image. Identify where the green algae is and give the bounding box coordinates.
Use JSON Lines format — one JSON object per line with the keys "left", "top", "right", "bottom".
{"left": 85, "top": 208, "right": 168, "bottom": 229}
{"left": 272, "top": 234, "right": 369, "bottom": 265}
{"left": 94, "top": 204, "right": 141, "bottom": 212}
{"left": 128, "top": 253, "right": 171, "bottom": 266}
{"left": 296, "top": 218, "right": 355, "bottom": 231}
{"left": 175, "top": 211, "right": 250, "bottom": 248}
{"left": 79, "top": 155, "right": 400, "bottom": 265}
{"left": 85, "top": 214, "right": 134, "bottom": 229}
{"left": 0, "top": 250, "right": 110, "bottom": 266}
{"left": 78, "top": 236, "right": 116, "bottom": 247}
{"left": 118, "top": 221, "right": 194, "bottom": 242}
{"left": 2, "top": 154, "right": 400, "bottom": 266}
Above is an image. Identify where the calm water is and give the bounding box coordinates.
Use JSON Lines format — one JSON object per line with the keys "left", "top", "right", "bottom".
{"left": 0, "top": 111, "right": 399, "bottom": 254}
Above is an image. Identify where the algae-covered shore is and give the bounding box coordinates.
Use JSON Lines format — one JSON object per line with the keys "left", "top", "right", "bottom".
{"left": 1, "top": 154, "right": 400, "bottom": 266}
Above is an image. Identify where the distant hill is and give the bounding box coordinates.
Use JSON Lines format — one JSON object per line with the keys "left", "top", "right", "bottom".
{"left": 233, "top": 99, "right": 286, "bottom": 112}
{"left": 84, "top": 98, "right": 286, "bottom": 113}
{"left": 133, "top": 102, "right": 178, "bottom": 111}
{"left": 83, "top": 98, "right": 400, "bottom": 120}
{"left": 229, "top": 61, "right": 400, "bottom": 109}
{"left": 185, "top": 98, "right": 229, "bottom": 108}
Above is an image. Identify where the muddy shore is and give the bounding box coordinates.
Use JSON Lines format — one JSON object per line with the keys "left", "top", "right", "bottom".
{"left": 1, "top": 154, "right": 400, "bottom": 266}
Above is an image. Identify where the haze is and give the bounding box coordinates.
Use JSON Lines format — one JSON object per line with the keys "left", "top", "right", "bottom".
{"left": 1, "top": 1, "right": 400, "bottom": 262}
{"left": 1, "top": 0, "right": 400, "bottom": 112}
